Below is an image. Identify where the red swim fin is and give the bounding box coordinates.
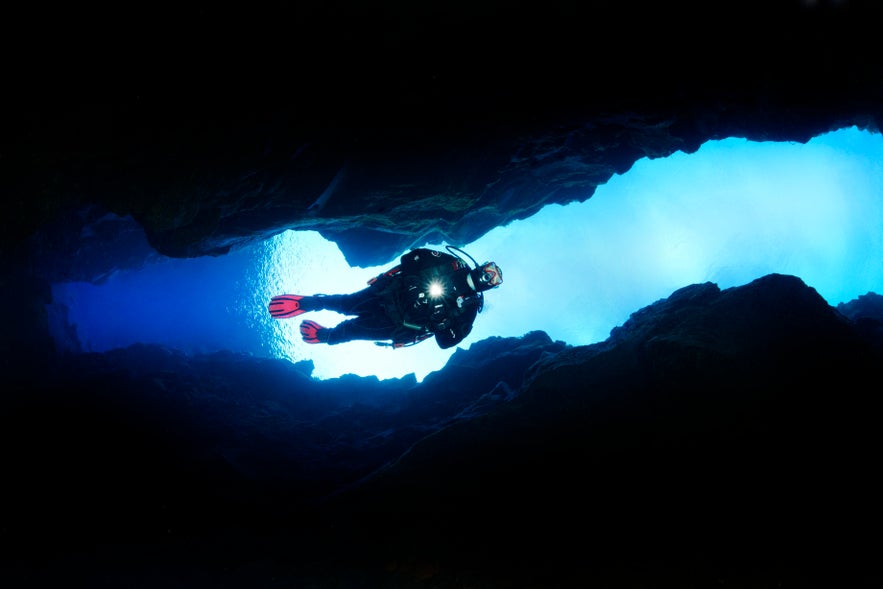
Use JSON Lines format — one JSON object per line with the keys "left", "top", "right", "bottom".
{"left": 300, "top": 320, "right": 328, "bottom": 344}
{"left": 268, "top": 294, "right": 307, "bottom": 319}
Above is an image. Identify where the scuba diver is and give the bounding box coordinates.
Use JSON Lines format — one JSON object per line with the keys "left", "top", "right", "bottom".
{"left": 268, "top": 246, "right": 503, "bottom": 349}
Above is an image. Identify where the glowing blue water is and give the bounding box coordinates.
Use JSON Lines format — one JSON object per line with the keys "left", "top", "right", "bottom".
{"left": 49, "top": 127, "right": 883, "bottom": 382}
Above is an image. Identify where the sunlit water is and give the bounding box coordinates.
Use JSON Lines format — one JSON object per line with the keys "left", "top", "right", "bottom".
{"left": 48, "top": 127, "right": 883, "bottom": 382}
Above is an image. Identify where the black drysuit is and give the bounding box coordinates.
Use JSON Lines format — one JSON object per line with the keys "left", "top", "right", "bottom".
{"left": 311, "top": 248, "right": 483, "bottom": 348}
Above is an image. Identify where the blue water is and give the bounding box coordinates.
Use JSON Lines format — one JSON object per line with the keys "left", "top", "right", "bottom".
{"left": 48, "top": 127, "right": 883, "bottom": 382}
{"left": 50, "top": 247, "right": 267, "bottom": 356}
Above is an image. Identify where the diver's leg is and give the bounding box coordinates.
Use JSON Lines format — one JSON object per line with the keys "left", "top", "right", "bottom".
{"left": 270, "top": 287, "right": 381, "bottom": 320}
{"left": 321, "top": 314, "right": 398, "bottom": 345}
{"left": 269, "top": 293, "right": 344, "bottom": 319}
{"left": 300, "top": 288, "right": 376, "bottom": 315}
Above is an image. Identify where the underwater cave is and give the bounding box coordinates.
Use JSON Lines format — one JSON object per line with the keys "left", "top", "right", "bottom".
{"left": 3, "top": 1, "right": 883, "bottom": 587}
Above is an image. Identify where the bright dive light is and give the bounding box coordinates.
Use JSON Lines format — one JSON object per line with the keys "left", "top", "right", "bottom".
{"left": 428, "top": 280, "right": 445, "bottom": 298}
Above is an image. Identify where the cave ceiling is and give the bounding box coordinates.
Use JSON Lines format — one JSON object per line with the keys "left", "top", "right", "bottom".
{"left": 3, "top": 1, "right": 881, "bottom": 269}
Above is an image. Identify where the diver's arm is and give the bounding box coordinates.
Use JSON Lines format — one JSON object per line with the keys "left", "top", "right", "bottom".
{"left": 434, "top": 322, "right": 470, "bottom": 349}
{"left": 433, "top": 302, "right": 478, "bottom": 349}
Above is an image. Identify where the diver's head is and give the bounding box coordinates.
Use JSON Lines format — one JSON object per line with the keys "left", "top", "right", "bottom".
{"left": 469, "top": 261, "right": 503, "bottom": 292}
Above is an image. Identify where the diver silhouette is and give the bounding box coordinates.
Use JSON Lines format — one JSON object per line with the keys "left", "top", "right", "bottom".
{"left": 269, "top": 246, "right": 503, "bottom": 349}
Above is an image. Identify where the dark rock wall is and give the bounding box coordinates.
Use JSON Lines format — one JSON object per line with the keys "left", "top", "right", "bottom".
{"left": 4, "top": 1, "right": 882, "bottom": 271}
{"left": 3, "top": 270, "right": 881, "bottom": 585}
{"left": 3, "top": 1, "right": 883, "bottom": 586}
{"left": 325, "top": 275, "right": 882, "bottom": 585}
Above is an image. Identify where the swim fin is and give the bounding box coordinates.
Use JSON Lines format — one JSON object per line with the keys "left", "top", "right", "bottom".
{"left": 268, "top": 294, "right": 307, "bottom": 319}
{"left": 300, "top": 320, "right": 328, "bottom": 344}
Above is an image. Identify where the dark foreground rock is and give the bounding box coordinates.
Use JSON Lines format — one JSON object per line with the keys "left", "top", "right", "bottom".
{"left": 2, "top": 2, "right": 882, "bottom": 586}
{"left": 2, "top": 275, "right": 880, "bottom": 587}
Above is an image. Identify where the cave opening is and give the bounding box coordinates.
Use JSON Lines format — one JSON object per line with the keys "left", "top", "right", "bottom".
{"left": 46, "top": 126, "right": 883, "bottom": 382}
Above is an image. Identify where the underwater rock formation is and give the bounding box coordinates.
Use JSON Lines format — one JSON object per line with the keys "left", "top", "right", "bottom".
{"left": 2, "top": 1, "right": 883, "bottom": 586}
